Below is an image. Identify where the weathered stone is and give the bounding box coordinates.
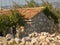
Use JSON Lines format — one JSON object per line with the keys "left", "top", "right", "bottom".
{"left": 41, "top": 42, "right": 48, "bottom": 45}
{"left": 56, "top": 36, "right": 60, "bottom": 40}
{"left": 8, "top": 39, "right": 15, "bottom": 45}
{"left": 39, "top": 36, "right": 46, "bottom": 40}
{"left": 6, "top": 34, "right": 13, "bottom": 41}
{"left": 0, "top": 42, "right": 3, "bottom": 45}
{"left": 50, "top": 34, "right": 56, "bottom": 37}
{"left": 25, "top": 41, "right": 31, "bottom": 45}
{"left": 1, "top": 32, "right": 60, "bottom": 45}
{"left": 31, "top": 37, "right": 37, "bottom": 44}
{"left": 49, "top": 42, "right": 56, "bottom": 45}
{"left": 0, "top": 37, "right": 3, "bottom": 42}
{"left": 15, "top": 38, "right": 20, "bottom": 44}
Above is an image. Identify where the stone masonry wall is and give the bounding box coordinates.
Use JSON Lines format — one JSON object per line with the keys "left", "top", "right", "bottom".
{"left": 24, "top": 12, "right": 58, "bottom": 36}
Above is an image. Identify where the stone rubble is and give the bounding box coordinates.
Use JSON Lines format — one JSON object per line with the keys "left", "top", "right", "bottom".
{"left": 0, "top": 32, "right": 60, "bottom": 45}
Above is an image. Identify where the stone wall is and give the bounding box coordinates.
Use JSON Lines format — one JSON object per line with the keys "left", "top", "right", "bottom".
{"left": 24, "top": 12, "right": 58, "bottom": 35}
{"left": 1, "top": 32, "right": 60, "bottom": 45}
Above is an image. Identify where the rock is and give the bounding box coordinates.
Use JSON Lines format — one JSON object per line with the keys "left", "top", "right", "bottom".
{"left": 3, "top": 37, "right": 8, "bottom": 45}
{"left": 56, "top": 36, "right": 60, "bottom": 40}
{"left": 25, "top": 41, "right": 31, "bottom": 45}
{"left": 31, "top": 32, "right": 38, "bottom": 37}
{"left": 23, "top": 37, "right": 31, "bottom": 42}
{"left": 41, "top": 32, "right": 48, "bottom": 36}
{"left": 0, "top": 42, "right": 3, "bottom": 45}
{"left": 57, "top": 40, "right": 60, "bottom": 43}
{"left": 49, "top": 42, "right": 56, "bottom": 45}
{"left": 6, "top": 34, "right": 13, "bottom": 41}
{"left": 41, "top": 42, "right": 48, "bottom": 45}
{"left": 8, "top": 39, "right": 15, "bottom": 45}
{"left": 55, "top": 42, "right": 60, "bottom": 45}
{"left": 38, "top": 34, "right": 41, "bottom": 36}
{"left": 14, "top": 38, "right": 20, "bottom": 44}
{"left": 1, "top": 32, "right": 60, "bottom": 45}
{"left": 0, "top": 37, "right": 3, "bottom": 42}
{"left": 46, "top": 37, "right": 55, "bottom": 42}
{"left": 20, "top": 38, "right": 26, "bottom": 45}
{"left": 35, "top": 41, "right": 40, "bottom": 45}
{"left": 50, "top": 34, "right": 56, "bottom": 37}
{"left": 54, "top": 37, "right": 58, "bottom": 42}
{"left": 46, "top": 38, "right": 50, "bottom": 43}
{"left": 31, "top": 37, "right": 37, "bottom": 44}
{"left": 39, "top": 36, "right": 46, "bottom": 40}
{"left": 29, "top": 34, "right": 32, "bottom": 37}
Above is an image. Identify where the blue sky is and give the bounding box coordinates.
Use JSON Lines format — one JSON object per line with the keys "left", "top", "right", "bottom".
{"left": 0, "top": 0, "right": 60, "bottom": 6}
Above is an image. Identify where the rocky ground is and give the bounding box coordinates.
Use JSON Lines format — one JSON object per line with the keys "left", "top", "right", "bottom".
{"left": 0, "top": 32, "right": 60, "bottom": 45}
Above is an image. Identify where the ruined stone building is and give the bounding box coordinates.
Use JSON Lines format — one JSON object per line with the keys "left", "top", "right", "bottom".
{"left": 0, "top": 7, "right": 58, "bottom": 37}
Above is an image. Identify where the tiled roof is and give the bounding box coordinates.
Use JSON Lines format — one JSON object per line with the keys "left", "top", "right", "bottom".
{"left": 0, "top": 7, "right": 45, "bottom": 19}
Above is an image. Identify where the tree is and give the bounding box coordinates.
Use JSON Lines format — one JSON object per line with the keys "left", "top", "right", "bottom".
{"left": 0, "top": 2, "right": 26, "bottom": 36}
{"left": 8, "top": 9, "right": 26, "bottom": 37}
{"left": 0, "top": 14, "right": 10, "bottom": 36}
{"left": 0, "top": 9, "right": 26, "bottom": 37}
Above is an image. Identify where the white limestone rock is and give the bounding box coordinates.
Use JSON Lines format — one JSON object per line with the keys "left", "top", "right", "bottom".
{"left": 8, "top": 39, "right": 15, "bottom": 44}
{"left": 6, "top": 34, "right": 13, "bottom": 41}
{"left": 0, "top": 42, "right": 3, "bottom": 45}
{"left": 50, "top": 33, "right": 56, "bottom": 37}
{"left": 20, "top": 38, "right": 26, "bottom": 45}
{"left": 49, "top": 42, "right": 56, "bottom": 45}
{"left": 14, "top": 37, "right": 20, "bottom": 44}
{"left": 56, "top": 36, "right": 60, "bottom": 40}
{"left": 31, "top": 37, "right": 37, "bottom": 44}
{"left": 41, "top": 42, "right": 48, "bottom": 45}
{"left": 25, "top": 41, "right": 31, "bottom": 45}
{"left": 31, "top": 32, "right": 38, "bottom": 37}
{"left": 39, "top": 36, "right": 46, "bottom": 40}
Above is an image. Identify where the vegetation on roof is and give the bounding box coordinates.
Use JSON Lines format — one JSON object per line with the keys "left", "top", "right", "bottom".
{"left": 43, "top": 7, "right": 58, "bottom": 24}
{"left": 42, "top": 0, "right": 60, "bottom": 24}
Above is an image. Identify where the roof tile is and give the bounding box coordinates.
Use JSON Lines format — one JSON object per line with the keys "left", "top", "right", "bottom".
{"left": 0, "top": 7, "right": 45, "bottom": 19}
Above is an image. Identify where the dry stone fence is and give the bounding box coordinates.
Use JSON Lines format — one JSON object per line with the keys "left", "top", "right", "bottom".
{"left": 0, "top": 32, "right": 60, "bottom": 45}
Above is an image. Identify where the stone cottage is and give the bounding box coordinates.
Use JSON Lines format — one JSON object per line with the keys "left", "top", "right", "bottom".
{"left": 0, "top": 7, "right": 58, "bottom": 36}
{"left": 17, "top": 7, "right": 58, "bottom": 37}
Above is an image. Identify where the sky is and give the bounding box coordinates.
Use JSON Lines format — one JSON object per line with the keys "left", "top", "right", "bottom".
{"left": 0, "top": 0, "right": 60, "bottom": 6}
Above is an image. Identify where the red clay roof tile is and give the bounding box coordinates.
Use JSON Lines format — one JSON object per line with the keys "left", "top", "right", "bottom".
{"left": 0, "top": 7, "right": 45, "bottom": 19}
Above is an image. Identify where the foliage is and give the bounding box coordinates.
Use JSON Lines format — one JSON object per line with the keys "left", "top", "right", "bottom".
{"left": 41, "top": 0, "right": 53, "bottom": 9}
{"left": 9, "top": 9, "right": 26, "bottom": 27}
{"left": 41, "top": 0, "right": 58, "bottom": 24}
{"left": 0, "top": 9, "right": 25, "bottom": 32}
{"left": 24, "top": 0, "right": 39, "bottom": 7}
{"left": 43, "top": 7, "right": 58, "bottom": 24}
{"left": 56, "top": 10, "right": 60, "bottom": 14}
{"left": 0, "top": 14, "right": 10, "bottom": 32}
